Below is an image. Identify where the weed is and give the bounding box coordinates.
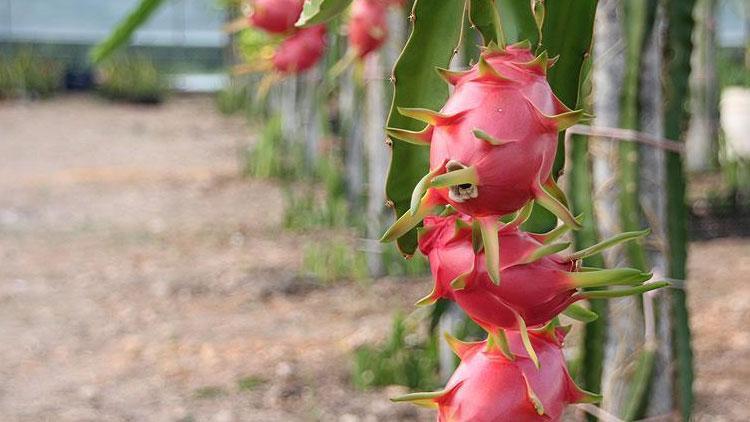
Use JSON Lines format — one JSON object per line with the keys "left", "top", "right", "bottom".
{"left": 352, "top": 313, "right": 440, "bottom": 391}
{"left": 98, "top": 54, "right": 165, "bottom": 104}
{"left": 302, "top": 239, "right": 368, "bottom": 284}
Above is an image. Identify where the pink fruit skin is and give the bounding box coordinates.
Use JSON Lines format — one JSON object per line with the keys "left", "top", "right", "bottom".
{"left": 428, "top": 47, "right": 569, "bottom": 217}
{"left": 418, "top": 213, "right": 580, "bottom": 330}
{"left": 436, "top": 330, "right": 587, "bottom": 422}
{"left": 348, "top": 0, "right": 388, "bottom": 59}
{"left": 249, "top": 0, "right": 304, "bottom": 34}
{"left": 272, "top": 25, "right": 328, "bottom": 74}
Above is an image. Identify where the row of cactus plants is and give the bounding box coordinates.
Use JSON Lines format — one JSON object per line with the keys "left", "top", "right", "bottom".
{"left": 92, "top": 0, "right": 699, "bottom": 419}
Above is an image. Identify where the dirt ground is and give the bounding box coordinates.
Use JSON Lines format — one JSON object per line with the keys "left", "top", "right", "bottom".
{"left": 0, "top": 96, "right": 747, "bottom": 422}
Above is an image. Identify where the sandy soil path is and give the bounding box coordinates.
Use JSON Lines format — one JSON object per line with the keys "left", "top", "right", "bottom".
{"left": 0, "top": 95, "right": 747, "bottom": 421}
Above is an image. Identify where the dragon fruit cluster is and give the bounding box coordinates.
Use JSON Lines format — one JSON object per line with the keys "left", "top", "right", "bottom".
{"left": 246, "top": 0, "right": 398, "bottom": 76}
{"left": 247, "top": 0, "right": 327, "bottom": 75}
{"left": 384, "top": 42, "right": 667, "bottom": 421}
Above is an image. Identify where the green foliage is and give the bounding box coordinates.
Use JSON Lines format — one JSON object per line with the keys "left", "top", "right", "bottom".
{"left": 385, "top": 0, "right": 467, "bottom": 255}
{"left": 237, "top": 375, "right": 267, "bottom": 391}
{"left": 283, "top": 189, "right": 351, "bottom": 231}
{"left": 192, "top": 386, "right": 226, "bottom": 399}
{"left": 382, "top": 246, "right": 430, "bottom": 278}
{"left": 97, "top": 55, "right": 165, "bottom": 104}
{"left": 296, "top": 0, "right": 354, "bottom": 27}
{"left": 717, "top": 49, "right": 750, "bottom": 88}
{"left": 90, "top": 0, "right": 167, "bottom": 64}
{"left": 216, "top": 81, "right": 249, "bottom": 115}
{"left": 352, "top": 314, "right": 440, "bottom": 391}
{"left": 302, "top": 239, "right": 369, "bottom": 283}
{"left": 0, "top": 50, "right": 64, "bottom": 100}
{"left": 244, "top": 115, "right": 306, "bottom": 180}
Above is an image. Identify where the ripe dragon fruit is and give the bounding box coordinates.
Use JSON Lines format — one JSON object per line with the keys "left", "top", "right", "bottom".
{"left": 416, "top": 211, "right": 665, "bottom": 365}
{"left": 249, "top": 0, "right": 304, "bottom": 34}
{"left": 382, "top": 43, "right": 586, "bottom": 280}
{"left": 347, "top": 0, "right": 389, "bottom": 59}
{"left": 393, "top": 328, "right": 600, "bottom": 421}
{"left": 271, "top": 25, "right": 328, "bottom": 74}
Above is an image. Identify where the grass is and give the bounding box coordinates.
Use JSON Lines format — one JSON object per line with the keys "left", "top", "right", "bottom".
{"left": 352, "top": 313, "right": 441, "bottom": 391}
{"left": 97, "top": 54, "right": 165, "bottom": 104}
{"left": 0, "top": 49, "right": 64, "bottom": 100}
{"left": 192, "top": 385, "right": 226, "bottom": 399}
{"left": 216, "top": 81, "right": 249, "bottom": 115}
{"left": 237, "top": 375, "right": 266, "bottom": 391}
{"left": 302, "top": 239, "right": 369, "bottom": 284}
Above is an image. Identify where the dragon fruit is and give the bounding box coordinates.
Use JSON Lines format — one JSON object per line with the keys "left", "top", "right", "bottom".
{"left": 271, "top": 25, "right": 328, "bottom": 74}
{"left": 382, "top": 43, "right": 585, "bottom": 276}
{"left": 416, "top": 211, "right": 664, "bottom": 364}
{"left": 347, "top": 0, "right": 389, "bottom": 59}
{"left": 249, "top": 0, "right": 304, "bottom": 34}
{"left": 393, "top": 328, "right": 599, "bottom": 421}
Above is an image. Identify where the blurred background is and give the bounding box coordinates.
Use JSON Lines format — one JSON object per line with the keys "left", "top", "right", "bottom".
{"left": 0, "top": 0, "right": 748, "bottom": 421}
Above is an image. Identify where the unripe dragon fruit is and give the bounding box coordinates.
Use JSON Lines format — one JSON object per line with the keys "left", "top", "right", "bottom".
{"left": 417, "top": 211, "right": 664, "bottom": 364}
{"left": 382, "top": 43, "right": 585, "bottom": 279}
{"left": 271, "top": 25, "right": 328, "bottom": 74}
{"left": 348, "top": 0, "right": 389, "bottom": 59}
{"left": 393, "top": 328, "right": 600, "bottom": 421}
{"left": 249, "top": 0, "right": 304, "bottom": 34}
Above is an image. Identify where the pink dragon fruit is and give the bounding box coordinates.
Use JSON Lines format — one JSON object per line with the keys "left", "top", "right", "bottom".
{"left": 249, "top": 0, "right": 304, "bottom": 34}
{"left": 416, "top": 211, "right": 664, "bottom": 364}
{"left": 393, "top": 327, "right": 600, "bottom": 421}
{"left": 382, "top": 43, "right": 585, "bottom": 279}
{"left": 271, "top": 25, "right": 328, "bottom": 74}
{"left": 347, "top": 0, "right": 389, "bottom": 59}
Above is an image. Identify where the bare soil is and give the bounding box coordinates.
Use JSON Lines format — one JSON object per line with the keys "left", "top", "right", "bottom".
{"left": 0, "top": 95, "right": 747, "bottom": 422}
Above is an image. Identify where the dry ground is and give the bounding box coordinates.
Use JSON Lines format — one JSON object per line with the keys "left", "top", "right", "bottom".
{"left": 0, "top": 95, "right": 747, "bottom": 421}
